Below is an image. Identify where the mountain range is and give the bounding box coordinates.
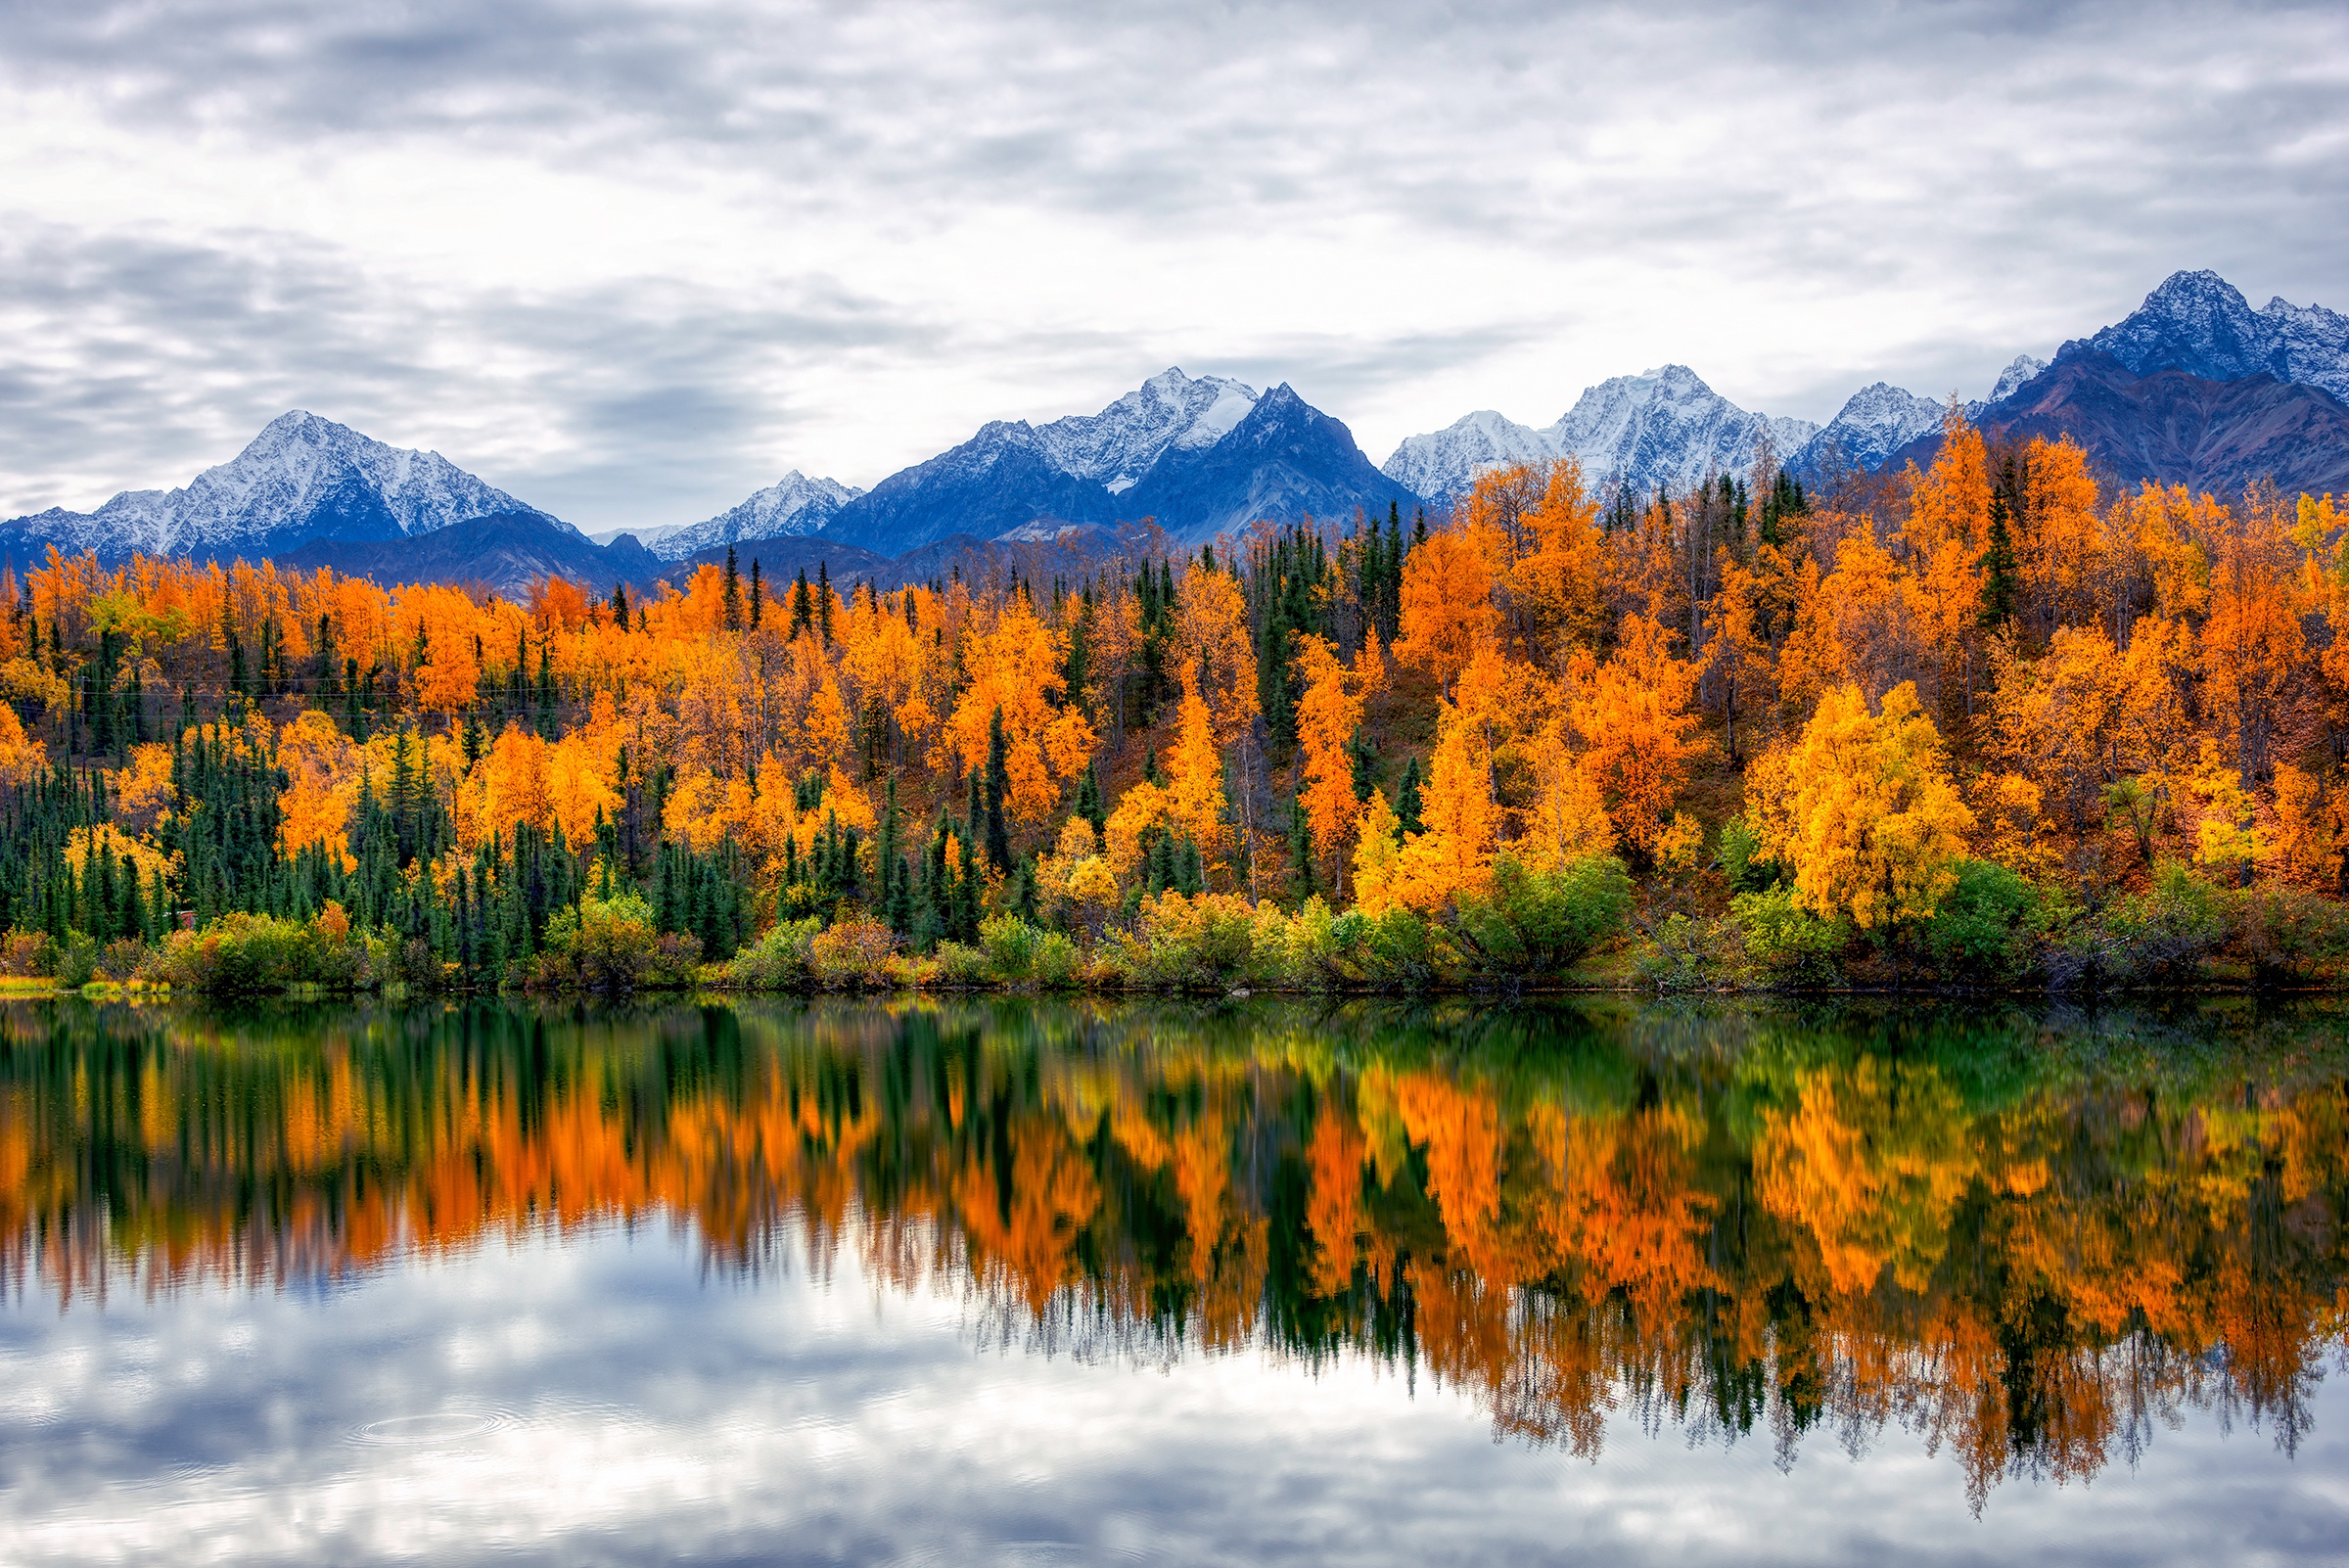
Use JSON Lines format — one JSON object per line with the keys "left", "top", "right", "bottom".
{"left": 8, "top": 270, "right": 2348, "bottom": 594}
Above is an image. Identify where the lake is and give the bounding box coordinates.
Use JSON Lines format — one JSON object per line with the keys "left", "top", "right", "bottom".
{"left": 2, "top": 996, "right": 2346, "bottom": 1565}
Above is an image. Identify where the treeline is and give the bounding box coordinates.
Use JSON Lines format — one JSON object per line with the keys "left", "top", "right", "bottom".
{"left": 2, "top": 407, "right": 2348, "bottom": 991}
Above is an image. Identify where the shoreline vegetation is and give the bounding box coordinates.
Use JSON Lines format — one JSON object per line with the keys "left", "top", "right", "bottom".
{"left": 4, "top": 408, "right": 2349, "bottom": 997}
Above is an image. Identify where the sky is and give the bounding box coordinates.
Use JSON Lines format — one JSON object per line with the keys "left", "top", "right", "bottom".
{"left": 2, "top": 0, "right": 2346, "bottom": 530}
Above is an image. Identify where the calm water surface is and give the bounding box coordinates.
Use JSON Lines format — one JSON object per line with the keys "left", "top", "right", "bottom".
{"left": 2, "top": 996, "right": 2347, "bottom": 1565}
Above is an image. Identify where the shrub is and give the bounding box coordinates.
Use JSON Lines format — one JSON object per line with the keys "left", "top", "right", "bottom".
{"left": 1719, "top": 816, "right": 1779, "bottom": 893}
{"left": 1350, "top": 905, "right": 1452, "bottom": 989}
{"left": 1033, "top": 929, "right": 1082, "bottom": 989}
{"left": 1731, "top": 884, "right": 1851, "bottom": 986}
{"left": 1917, "top": 859, "right": 2051, "bottom": 982}
{"left": 979, "top": 913, "right": 1039, "bottom": 981}
{"left": 809, "top": 915, "right": 898, "bottom": 989}
{"left": 1114, "top": 891, "right": 1261, "bottom": 991}
{"left": 931, "top": 941, "right": 996, "bottom": 987}
{"left": 1633, "top": 913, "right": 1736, "bottom": 992}
{"left": 2095, "top": 859, "right": 2230, "bottom": 986}
{"left": 142, "top": 911, "right": 371, "bottom": 993}
{"left": 538, "top": 893, "right": 699, "bottom": 992}
{"left": 0, "top": 932, "right": 54, "bottom": 977}
{"left": 724, "top": 917, "right": 819, "bottom": 989}
{"left": 98, "top": 938, "right": 148, "bottom": 982}
{"left": 53, "top": 932, "right": 100, "bottom": 989}
{"left": 1451, "top": 854, "right": 1633, "bottom": 976}
{"left": 2234, "top": 884, "right": 2349, "bottom": 982}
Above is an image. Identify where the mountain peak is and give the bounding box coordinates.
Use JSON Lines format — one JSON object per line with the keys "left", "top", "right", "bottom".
{"left": 649, "top": 469, "right": 864, "bottom": 561}
{"left": 2, "top": 411, "right": 542, "bottom": 562}
{"left": 2068, "top": 270, "right": 2320, "bottom": 392}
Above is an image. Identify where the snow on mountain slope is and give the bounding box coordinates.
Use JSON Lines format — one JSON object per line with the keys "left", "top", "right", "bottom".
{"left": 1546, "top": 366, "right": 1819, "bottom": 495}
{"left": 1384, "top": 367, "right": 1817, "bottom": 501}
{"left": 650, "top": 471, "right": 863, "bottom": 561}
{"left": 1, "top": 411, "right": 548, "bottom": 561}
{"left": 1033, "top": 368, "right": 1260, "bottom": 493}
{"left": 2072, "top": 271, "right": 2349, "bottom": 403}
{"left": 1380, "top": 410, "right": 1558, "bottom": 501}
{"left": 1988, "top": 354, "right": 2050, "bottom": 404}
{"left": 1795, "top": 383, "right": 1946, "bottom": 473}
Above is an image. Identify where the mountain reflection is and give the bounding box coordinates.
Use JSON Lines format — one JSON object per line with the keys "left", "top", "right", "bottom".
{"left": 3, "top": 997, "right": 2346, "bottom": 1508}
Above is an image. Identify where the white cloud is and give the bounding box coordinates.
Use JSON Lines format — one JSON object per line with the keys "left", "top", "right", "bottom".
{"left": 0, "top": 0, "right": 2344, "bottom": 525}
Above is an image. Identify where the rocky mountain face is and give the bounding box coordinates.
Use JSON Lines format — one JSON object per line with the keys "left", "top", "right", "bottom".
{"left": 279, "top": 511, "right": 662, "bottom": 599}
{"left": 1793, "top": 384, "right": 1947, "bottom": 474}
{"left": 648, "top": 471, "right": 862, "bottom": 562}
{"left": 1383, "top": 366, "right": 1819, "bottom": 501}
{"left": 2072, "top": 270, "right": 2349, "bottom": 402}
{"left": 1884, "top": 350, "right": 2349, "bottom": 500}
{"left": 1032, "top": 368, "right": 1259, "bottom": 492}
{"left": 1115, "top": 384, "right": 1419, "bottom": 543}
{"left": 824, "top": 371, "right": 1408, "bottom": 552}
{"left": 1, "top": 411, "right": 550, "bottom": 562}
{"left": 17, "top": 271, "right": 2349, "bottom": 587}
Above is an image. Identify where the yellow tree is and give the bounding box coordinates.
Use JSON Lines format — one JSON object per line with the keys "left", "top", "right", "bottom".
{"left": 1395, "top": 527, "right": 1497, "bottom": 698}
{"left": 1749, "top": 680, "right": 1975, "bottom": 928}
{"left": 948, "top": 592, "right": 1097, "bottom": 826}
{"left": 1570, "top": 614, "right": 1703, "bottom": 856}
{"left": 1292, "top": 633, "right": 1371, "bottom": 886}
{"left": 1392, "top": 644, "right": 1507, "bottom": 910}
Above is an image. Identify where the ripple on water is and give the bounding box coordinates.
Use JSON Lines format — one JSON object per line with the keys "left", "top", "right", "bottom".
{"left": 345, "top": 1408, "right": 521, "bottom": 1448}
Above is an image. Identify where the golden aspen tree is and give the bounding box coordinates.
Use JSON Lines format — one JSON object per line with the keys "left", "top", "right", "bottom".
{"left": 1749, "top": 680, "right": 1975, "bottom": 928}
{"left": 1570, "top": 614, "right": 1703, "bottom": 855}
{"left": 1292, "top": 633, "right": 1368, "bottom": 883}
{"left": 1395, "top": 528, "right": 1497, "bottom": 698}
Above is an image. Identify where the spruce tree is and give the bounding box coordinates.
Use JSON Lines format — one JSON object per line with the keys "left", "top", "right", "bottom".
{"left": 984, "top": 707, "right": 1011, "bottom": 873}
{"left": 1396, "top": 756, "right": 1425, "bottom": 837}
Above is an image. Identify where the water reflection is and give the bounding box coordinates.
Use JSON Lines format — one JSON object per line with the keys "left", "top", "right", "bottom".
{"left": 3, "top": 996, "right": 2347, "bottom": 1520}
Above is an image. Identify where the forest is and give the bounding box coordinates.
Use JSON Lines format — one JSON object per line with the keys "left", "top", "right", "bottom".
{"left": 0, "top": 404, "right": 2344, "bottom": 992}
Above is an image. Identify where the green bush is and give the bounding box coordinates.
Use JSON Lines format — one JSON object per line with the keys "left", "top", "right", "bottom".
{"left": 723, "top": 917, "right": 819, "bottom": 989}
{"left": 1633, "top": 913, "right": 1736, "bottom": 992}
{"left": 1719, "top": 816, "right": 1780, "bottom": 893}
{"left": 1731, "top": 885, "right": 1851, "bottom": 986}
{"left": 931, "top": 941, "right": 996, "bottom": 987}
{"left": 1112, "top": 892, "right": 1260, "bottom": 991}
{"left": 980, "top": 913, "right": 1039, "bottom": 981}
{"left": 143, "top": 911, "right": 374, "bottom": 993}
{"left": 538, "top": 893, "right": 699, "bottom": 992}
{"left": 1917, "top": 859, "right": 2051, "bottom": 981}
{"left": 1033, "top": 929, "right": 1082, "bottom": 989}
{"left": 1452, "top": 854, "right": 1632, "bottom": 976}
{"left": 2094, "top": 859, "right": 2230, "bottom": 985}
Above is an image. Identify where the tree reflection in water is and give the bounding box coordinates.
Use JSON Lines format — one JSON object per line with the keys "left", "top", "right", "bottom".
{"left": 2, "top": 996, "right": 2344, "bottom": 1511}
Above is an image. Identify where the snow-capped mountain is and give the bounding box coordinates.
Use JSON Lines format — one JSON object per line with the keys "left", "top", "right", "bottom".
{"left": 825, "top": 370, "right": 1405, "bottom": 553}
{"left": 1381, "top": 410, "right": 1561, "bottom": 502}
{"left": 1033, "top": 369, "right": 1260, "bottom": 493}
{"left": 1116, "top": 383, "right": 1418, "bottom": 544}
{"left": 1985, "top": 354, "right": 2050, "bottom": 405}
{"left": 1793, "top": 383, "right": 1947, "bottom": 473}
{"left": 1383, "top": 366, "right": 1818, "bottom": 500}
{"left": 1551, "top": 367, "right": 1819, "bottom": 495}
{"left": 2069, "top": 271, "right": 2349, "bottom": 403}
{"left": 649, "top": 471, "right": 863, "bottom": 562}
{"left": 0, "top": 410, "right": 553, "bottom": 561}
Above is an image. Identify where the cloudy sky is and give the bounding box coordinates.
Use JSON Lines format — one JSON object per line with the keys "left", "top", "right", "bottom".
{"left": 2, "top": 0, "right": 2345, "bottom": 530}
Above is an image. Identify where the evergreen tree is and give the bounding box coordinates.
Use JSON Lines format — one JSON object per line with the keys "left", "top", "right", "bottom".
{"left": 1396, "top": 756, "right": 1425, "bottom": 837}
{"left": 984, "top": 706, "right": 1012, "bottom": 873}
